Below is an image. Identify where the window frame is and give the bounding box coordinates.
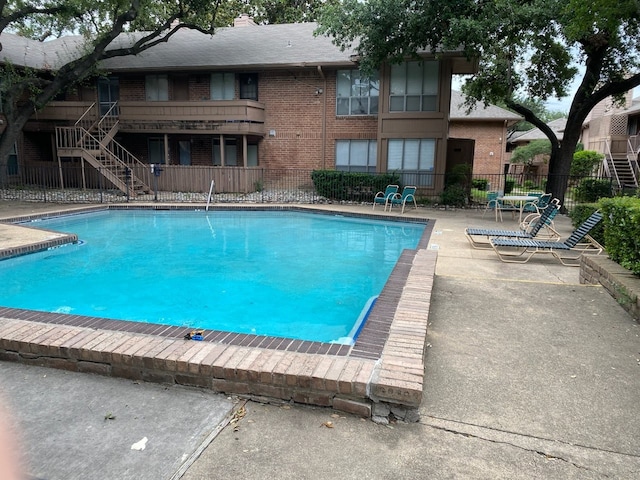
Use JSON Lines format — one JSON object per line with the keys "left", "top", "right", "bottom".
{"left": 387, "top": 138, "right": 436, "bottom": 186}
{"left": 239, "top": 73, "right": 258, "bottom": 101}
{"left": 389, "top": 61, "right": 439, "bottom": 112}
{"left": 335, "top": 139, "right": 377, "bottom": 173}
{"left": 145, "top": 74, "right": 169, "bottom": 101}
{"left": 211, "top": 72, "right": 235, "bottom": 100}
{"left": 336, "top": 69, "right": 379, "bottom": 116}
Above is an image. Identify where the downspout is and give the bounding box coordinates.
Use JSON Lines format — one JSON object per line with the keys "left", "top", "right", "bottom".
{"left": 318, "top": 65, "right": 327, "bottom": 169}
{"left": 501, "top": 120, "right": 507, "bottom": 170}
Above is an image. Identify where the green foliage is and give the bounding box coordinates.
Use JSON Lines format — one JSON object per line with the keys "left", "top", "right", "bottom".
{"left": 504, "top": 177, "right": 516, "bottom": 194}
{"left": 568, "top": 203, "right": 605, "bottom": 247}
{"left": 472, "top": 178, "right": 489, "bottom": 190}
{"left": 570, "top": 150, "right": 603, "bottom": 177}
{"left": 574, "top": 179, "right": 613, "bottom": 203}
{"left": 310, "top": 170, "right": 401, "bottom": 201}
{"left": 440, "top": 184, "right": 466, "bottom": 207}
{"left": 510, "top": 140, "right": 551, "bottom": 165}
{"left": 598, "top": 197, "right": 640, "bottom": 275}
{"left": 217, "top": 0, "right": 339, "bottom": 26}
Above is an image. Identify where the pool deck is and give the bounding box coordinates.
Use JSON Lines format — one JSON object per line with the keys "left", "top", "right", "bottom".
{"left": 0, "top": 204, "right": 436, "bottom": 421}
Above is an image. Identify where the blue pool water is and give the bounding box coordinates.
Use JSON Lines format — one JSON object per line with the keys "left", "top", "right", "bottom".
{"left": 0, "top": 210, "right": 425, "bottom": 343}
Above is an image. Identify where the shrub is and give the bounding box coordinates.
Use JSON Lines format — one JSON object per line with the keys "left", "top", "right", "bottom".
{"left": 504, "top": 177, "right": 516, "bottom": 194}
{"left": 574, "top": 178, "right": 612, "bottom": 203}
{"left": 310, "top": 170, "right": 401, "bottom": 201}
{"left": 571, "top": 150, "right": 603, "bottom": 178}
{"left": 472, "top": 178, "right": 489, "bottom": 190}
{"left": 568, "top": 203, "right": 604, "bottom": 247}
{"left": 598, "top": 197, "right": 640, "bottom": 275}
{"left": 440, "top": 184, "right": 466, "bottom": 207}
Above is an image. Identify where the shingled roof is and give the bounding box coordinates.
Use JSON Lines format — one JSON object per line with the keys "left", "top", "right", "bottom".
{"left": 511, "top": 117, "right": 567, "bottom": 144}
{"left": 2, "top": 21, "right": 476, "bottom": 73}
{"left": 449, "top": 90, "right": 521, "bottom": 122}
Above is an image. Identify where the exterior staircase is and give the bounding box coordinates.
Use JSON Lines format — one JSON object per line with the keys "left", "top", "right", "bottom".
{"left": 55, "top": 103, "right": 152, "bottom": 196}
{"left": 603, "top": 137, "right": 639, "bottom": 190}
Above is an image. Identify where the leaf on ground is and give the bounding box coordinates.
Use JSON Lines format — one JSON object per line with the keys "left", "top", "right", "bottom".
{"left": 104, "top": 413, "right": 116, "bottom": 421}
{"left": 321, "top": 421, "right": 334, "bottom": 428}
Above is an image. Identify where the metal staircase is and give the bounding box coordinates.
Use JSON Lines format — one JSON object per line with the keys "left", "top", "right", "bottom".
{"left": 603, "top": 138, "right": 639, "bottom": 190}
{"left": 55, "top": 103, "right": 151, "bottom": 196}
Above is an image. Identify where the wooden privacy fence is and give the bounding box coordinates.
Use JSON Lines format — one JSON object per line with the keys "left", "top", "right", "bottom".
{"left": 131, "top": 165, "right": 266, "bottom": 194}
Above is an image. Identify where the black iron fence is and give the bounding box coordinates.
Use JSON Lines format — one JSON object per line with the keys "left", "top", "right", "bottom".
{"left": 0, "top": 164, "right": 630, "bottom": 208}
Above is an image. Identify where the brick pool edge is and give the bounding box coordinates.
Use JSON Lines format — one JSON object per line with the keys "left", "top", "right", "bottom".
{"left": 0, "top": 205, "right": 436, "bottom": 422}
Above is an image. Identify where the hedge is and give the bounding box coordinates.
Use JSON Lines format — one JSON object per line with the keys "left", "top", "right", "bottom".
{"left": 598, "top": 196, "right": 640, "bottom": 276}
{"left": 311, "top": 170, "right": 401, "bottom": 201}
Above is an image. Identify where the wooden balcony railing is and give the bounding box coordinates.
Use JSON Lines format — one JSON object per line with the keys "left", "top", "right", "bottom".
{"left": 117, "top": 100, "right": 265, "bottom": 135}
{"left": 33, "top": 100, "right": 266, "bottom": 135}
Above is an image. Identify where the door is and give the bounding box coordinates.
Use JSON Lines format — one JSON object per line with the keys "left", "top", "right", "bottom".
{"left": 179, "top": 141, "right": 191, "bottom": 165}
{"left": 97, "top": 77, "right": 120, "bottom": 116}
{"left": 148, "top": 138, "right": 165, "bottom": 164}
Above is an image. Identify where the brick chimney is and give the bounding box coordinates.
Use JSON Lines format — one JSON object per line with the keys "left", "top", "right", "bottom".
{"left": 234, "top": 15, "right": 257, "bottom": 27}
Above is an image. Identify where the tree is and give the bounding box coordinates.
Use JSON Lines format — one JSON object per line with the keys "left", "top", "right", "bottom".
{"left": 316, "top": 0, "right": 640, "bottom": 205}
{"left": 0, "top": 0, "right": 219, "bottom": 183}
{"left": 216, "top": 0, "right": 339, "bottom": 26}
{"left": 510, "top": 140, "right": 551, "bottom": 172}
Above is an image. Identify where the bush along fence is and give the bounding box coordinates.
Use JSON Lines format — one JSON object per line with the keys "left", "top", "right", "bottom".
{"left": 0, "top": 164, "right": 634, "bottom": 208}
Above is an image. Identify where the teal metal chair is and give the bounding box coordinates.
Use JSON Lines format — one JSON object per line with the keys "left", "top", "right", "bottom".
{"left": 481, "top": 191, "right": 502, "bottom": 221}
{"left": 387, "top": 185, "right": 418, "bottom": 214}
{"left": 523, "top": 192, "right": 551, "bottom": 213}
{"left": 373, "top": 184, "right": 399, "bottom": 210}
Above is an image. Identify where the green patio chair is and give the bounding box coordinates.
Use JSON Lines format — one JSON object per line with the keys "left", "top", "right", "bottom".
{"left": 373, "top": 184, "right": 399, "bottom": 210}
{"left": 387, "top": 185, "right": 418, "bottom": 214}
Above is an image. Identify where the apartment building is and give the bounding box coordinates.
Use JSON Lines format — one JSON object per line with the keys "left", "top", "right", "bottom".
{"left": 3, "top": 18, "right": 477, "bottom": 196}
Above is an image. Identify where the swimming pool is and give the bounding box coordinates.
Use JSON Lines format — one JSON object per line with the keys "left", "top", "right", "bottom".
{"left": 1, "top": 209, "right": 426, "bottom": 343}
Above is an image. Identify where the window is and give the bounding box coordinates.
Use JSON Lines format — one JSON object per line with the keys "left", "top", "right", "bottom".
{"left": 387, "top": 139, "right": 435, "bottom": 186}
{"left": 335, "top": 140, "right": 377, "bottom": 173}
{"left": 178, "top": 141, "right": 191, "bottom": 165}
{"left": 211, "top": 73, "right": 235, "bottom": 100}
{"left": 148, "top": 138, "right": 165, "bottom": 164}
{"left": 336, "top": 70, "right": 379, "bottom": 115}
{"left": 389, "top": 61, "right": 439, "bottom": 112}
{"left": 239, "top": 74, "right": 258, "bottom": 101}
{"left": 7, "top": 143, "right": 18, "bottom": 175}
{"left": 247, "top": 145, "right": 258, "bottom": 167}
{"left": 145, "top": 75, "right": 168, "bottom": 101}
{"left": 213, "top": 140, "right": 237, "bottom": 166}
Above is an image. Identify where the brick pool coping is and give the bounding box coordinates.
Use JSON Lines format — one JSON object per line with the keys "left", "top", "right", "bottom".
{"left": 0, "top": 205, "right": 436, "bottom": 421}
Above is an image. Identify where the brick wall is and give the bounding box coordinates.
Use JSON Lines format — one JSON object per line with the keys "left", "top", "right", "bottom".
{"left": 450, "top": 120, "right": 507, "bottom": 175}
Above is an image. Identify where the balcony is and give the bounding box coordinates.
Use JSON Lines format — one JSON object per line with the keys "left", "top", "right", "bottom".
{"left": 117, "top": 100, "right": 266, "bottom": 136}
{"left": 32, "top": 100, "right": 266, "bottom": 136}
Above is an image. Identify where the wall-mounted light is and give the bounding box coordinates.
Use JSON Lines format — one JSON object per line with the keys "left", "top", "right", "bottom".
{"left": 315, "top": 88, "right": 323, "bottom": 95}
{"left": 269, "top": 129, "right": 276, "bottom": 137}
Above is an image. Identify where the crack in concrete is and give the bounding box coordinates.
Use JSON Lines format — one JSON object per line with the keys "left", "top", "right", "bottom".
{"left": 422, "top": 415, "right": 640, "bottom": 477}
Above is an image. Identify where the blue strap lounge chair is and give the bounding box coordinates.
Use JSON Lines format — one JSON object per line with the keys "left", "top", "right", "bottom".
{"left": 490, "top": 211, "right": 604, "bottom": 265}
{"left": 465, "top": 199, "right": 561, "bottom": 249}
{"left": 387, "top": 185, "right": 418, "bottom": 214}
{"left": 373, "top": 184, "right": 399, "bottom": 210}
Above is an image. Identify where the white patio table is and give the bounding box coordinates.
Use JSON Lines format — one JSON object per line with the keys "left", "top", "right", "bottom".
{"left": 497, "top": 195, "right": 538, "bottom": 223}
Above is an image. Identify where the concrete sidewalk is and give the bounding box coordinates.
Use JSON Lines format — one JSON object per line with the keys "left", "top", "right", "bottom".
{"left": 1, "top": 203, "right": 640, "bottom": 479}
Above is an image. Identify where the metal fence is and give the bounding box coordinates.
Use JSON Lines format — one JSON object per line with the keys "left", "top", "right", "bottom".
{"left": 0, "top": 164, "right": 628, "bottom": 208}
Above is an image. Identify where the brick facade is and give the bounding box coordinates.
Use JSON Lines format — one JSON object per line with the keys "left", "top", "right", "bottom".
{"left": 450, "top": 120, "right": 510, "bottom": 175}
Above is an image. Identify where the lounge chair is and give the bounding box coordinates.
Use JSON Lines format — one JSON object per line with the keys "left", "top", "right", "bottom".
{"left": 373, "top": 184, "right": 399, "bottom": 210}
{"left": 523, "top": 192, "right": 551, "bottom": 214}
{"left": 490, "top": 211, "right": 604, "bottom": 265}
{"left": 387, "top": 185, "right": 418, "bottom": 214}
{"left": 465, "top": 199, "right": 561, "bottom": 249}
